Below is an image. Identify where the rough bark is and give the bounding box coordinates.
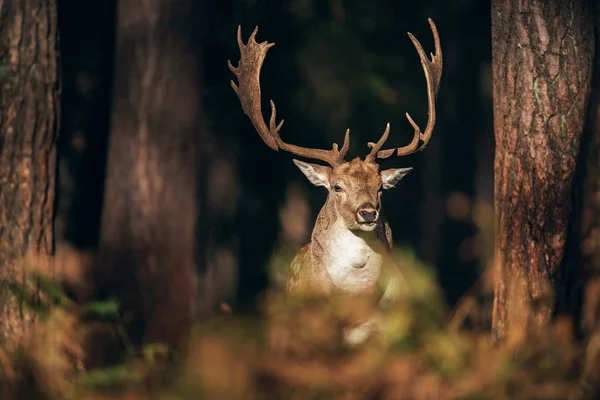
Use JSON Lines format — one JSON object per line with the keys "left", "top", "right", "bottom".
{"left": 98, "top": 0, "right": 202, "bottom": 349}
{"left": 491, "top": 0, "right": 595, "bottom": 342}
{"left": 0, "top": 0, "right": 59, "bottom": 346}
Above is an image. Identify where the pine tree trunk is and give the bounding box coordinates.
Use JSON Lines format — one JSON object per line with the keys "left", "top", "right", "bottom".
{"left": 0, "top": 0, "right": 59, "bottom": 347}
{"left": 491, "top": 0, "right": 595, "bottom": 342}
{"left": 98, "top": 0, "right": 203, "bottom": 349}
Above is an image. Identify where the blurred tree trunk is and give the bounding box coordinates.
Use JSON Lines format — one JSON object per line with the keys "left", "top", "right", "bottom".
{"left": 491, "top": 0, "right": 594, "bottom": 343}
{"left": 578, "top": 10, "right": 600, "bottom": 394}
{"left": 580, "top": 7, "right": 600, "bottom": 338}
{"left": 0, "top": 1, "right": 59, "bottom": 346}
{"left": 97, "top": 0, "right": 203, "bottom": 349}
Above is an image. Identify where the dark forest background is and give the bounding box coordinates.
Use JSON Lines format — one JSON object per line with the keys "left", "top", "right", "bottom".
{"left": 56, "top": 0, "right": 492, "bottom": 312}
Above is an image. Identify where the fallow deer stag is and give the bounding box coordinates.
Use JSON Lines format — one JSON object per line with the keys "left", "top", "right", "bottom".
{"left": 229, "top": 19, "right": 442, "bottom": 345}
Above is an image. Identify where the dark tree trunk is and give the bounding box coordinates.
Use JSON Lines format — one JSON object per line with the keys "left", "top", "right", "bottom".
{"left": 98, "top": 0, "right": 203, "bottom": 349}
{"left": 580, "top": 10, "right": 600, "bottom": 338}
{"left": 578, "top": 24, "right": 600, "bottom": 396}
{"left": 491, "top": 0, "right": 595, "bottom": 342}
{"left": 0, "top": 0, "right": 59, "bottom": 347}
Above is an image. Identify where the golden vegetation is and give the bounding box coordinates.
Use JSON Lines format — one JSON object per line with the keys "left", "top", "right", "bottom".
{"left": 0, "top": 202, "right": 597, "bottom": 400}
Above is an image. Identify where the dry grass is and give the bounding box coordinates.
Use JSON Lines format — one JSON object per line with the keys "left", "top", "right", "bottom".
{"left": 0, "top": 250, "right": 593, "bottom": 400}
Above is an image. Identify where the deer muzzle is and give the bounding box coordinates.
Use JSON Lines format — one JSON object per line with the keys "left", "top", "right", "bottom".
{"left": 356, "top": 204, "right": 378, "bottom": 225}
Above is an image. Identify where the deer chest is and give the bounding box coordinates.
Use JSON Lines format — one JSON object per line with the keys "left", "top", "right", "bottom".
{"left": 325, "top": 229, "right": 383, "bottom": 294}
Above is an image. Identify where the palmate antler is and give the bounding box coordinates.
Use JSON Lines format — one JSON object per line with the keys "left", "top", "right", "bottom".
{"left": 229, "top": 19, "right": 442, "bottom": 166}
{"left": 366, "top": 18, "right": 443, "bottom": 162}
{"left": 228, "top": 26, "right": 349, "bottom": 168}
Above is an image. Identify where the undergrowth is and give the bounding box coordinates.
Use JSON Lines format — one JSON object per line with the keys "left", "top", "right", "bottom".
{"left": 0, "top": 200, "right": 598, "bottom": 399}
{"left": 0, "top": 248, "right": 595, "bottom": 400}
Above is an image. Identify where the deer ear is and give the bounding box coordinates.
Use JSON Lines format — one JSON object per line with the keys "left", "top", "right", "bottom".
{"left": 381, "top": 167, "right": 413, "bottom": 189}
{"left": 293, "top": 159, "right": 331, "bottom": 188}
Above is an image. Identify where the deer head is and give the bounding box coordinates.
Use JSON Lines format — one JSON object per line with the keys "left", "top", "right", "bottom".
{"left": 291, "top": 156, "right": 412, "bottom": 232}
{"left": 228, "top": 20, "right": 442, "bottom": 232}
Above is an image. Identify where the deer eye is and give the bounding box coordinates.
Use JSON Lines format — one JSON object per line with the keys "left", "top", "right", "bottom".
{"left": 333, "top": 185, "right": 344, "bottom": 193}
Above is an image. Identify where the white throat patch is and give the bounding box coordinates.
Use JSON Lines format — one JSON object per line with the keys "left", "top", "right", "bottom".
{"left": 323, "top": 221, "right": 383, "bottom": 293}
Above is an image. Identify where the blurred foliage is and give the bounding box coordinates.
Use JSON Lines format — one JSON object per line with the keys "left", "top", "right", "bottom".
{"left": 0, "top": 233, "right": 597, "bottom": 400}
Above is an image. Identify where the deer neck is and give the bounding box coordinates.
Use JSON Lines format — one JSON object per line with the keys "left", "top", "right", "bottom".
{"left": 310, "top": 196, "right": 385, "bottom": 294}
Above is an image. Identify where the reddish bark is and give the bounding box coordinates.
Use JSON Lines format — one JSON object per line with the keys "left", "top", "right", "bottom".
{"left": 0, "top": 0, "right": 59, "bottom": 346}
{"left": 491, "top": 0, "right": 595, "bottom": 342}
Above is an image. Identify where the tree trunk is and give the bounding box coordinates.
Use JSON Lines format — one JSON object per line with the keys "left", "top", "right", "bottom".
{"left": 98, "top": 0, "right": 203, "bottom": 349}
{"left": 491, "top": 0, "right": 595, "bottom": 342}
{"left": 0, "top": 0, "right": 59, "bottom": 347}
{"left": 580, "top": 8, "right": 600, "bottom": 338}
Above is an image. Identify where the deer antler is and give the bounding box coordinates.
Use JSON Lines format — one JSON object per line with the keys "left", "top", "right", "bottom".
{"left": 366, "top": 18, "right": 443, "bottom": 162}
{"left": 228, "top": 26, "right": 350, "bottom": 167}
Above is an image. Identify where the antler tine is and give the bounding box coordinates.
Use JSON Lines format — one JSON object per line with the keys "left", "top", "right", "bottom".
{"left": 338, "top": 129, "right": 351, "bottom": 159}
{"left": 376, "top": 18, "right": 443, "bottom": 160}
{"left": 365, "top": 123, "right": 392, "bottom": 162}
{"left": 229, "top": 26, "right": 350, "bottom": 167}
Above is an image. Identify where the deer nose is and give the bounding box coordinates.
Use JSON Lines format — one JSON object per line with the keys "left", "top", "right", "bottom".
{"left": 357, "top": 207, "right": 378, "bottom": 223}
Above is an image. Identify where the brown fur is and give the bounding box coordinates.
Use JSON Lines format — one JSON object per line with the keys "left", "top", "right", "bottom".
{"left": 286, "top": 158, "right": 405, "bottom": 302}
